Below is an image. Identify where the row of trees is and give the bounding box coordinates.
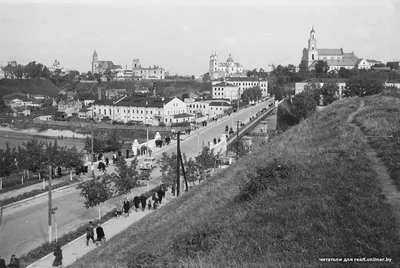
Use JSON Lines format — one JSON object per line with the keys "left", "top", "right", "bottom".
{"left": 2, "top": 61, "right": 51, "bottom": 80}
{"left": 77, "top": 156, "right": 151, "bottom": 218}
{"left": 83, "top": 129, "right": 122, "bottom": 154}
{"left": 241, "top": 86, "right": 262, "bottom": 103}
{"left": 0, "top": 138, "right": 84, "bottom": 182}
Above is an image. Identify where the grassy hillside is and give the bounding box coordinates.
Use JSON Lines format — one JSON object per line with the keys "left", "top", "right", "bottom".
{"left": 71, "top": 96, "right": 400, "bottom": 268}
{"left": 0, "top": 78, "right": 60, "bottom": 97}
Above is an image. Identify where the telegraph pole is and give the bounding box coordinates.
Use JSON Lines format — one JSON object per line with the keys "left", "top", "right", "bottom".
{"left": 48, "top": 165, "right": 52, "bottom": 242}
{"left": 236, "top": 120, "right": 240, "bottom": 160}
{"left": 176, "top": 131, "right": 180, "bottom": 196}
{"left": 91, "top": 121, "right": 95, "bottom": 177}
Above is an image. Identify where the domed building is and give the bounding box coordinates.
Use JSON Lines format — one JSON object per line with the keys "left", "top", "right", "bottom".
{"left": 209, "top": 53, "right": 245, "bottom": 79}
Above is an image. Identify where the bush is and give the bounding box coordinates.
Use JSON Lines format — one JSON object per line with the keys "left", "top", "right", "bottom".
{"left": 236, "top": 158, "right": 293, "bottom": 202}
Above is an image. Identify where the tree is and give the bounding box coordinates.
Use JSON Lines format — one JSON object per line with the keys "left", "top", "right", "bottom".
{"left": 111, "top": 157, "right": 142, "bottom": 195}
{"left": 314, "top": 60, "right": 329, "bottom": 77}
{"left": 290, "top": 84, "right": 321, "bottom": 119}
{"left": 0, "top": 144, "right": 16, "bottom": 178}
{"left": 338, "top": 67, "right": 352, "bottom": 78}
{"left": 77, "top": 175, "right": 113, "bottom": 220}
{"left": 21, "top": 137, "right": 45, "bottom": 174}
{"left": 181, "top": 93, "right": 190, "bottom": 100}
{"left": 84, "top": 136, "right": 105, "bottom": 154}
{"left": 202, "top": 72, "right": 211, "bottom": 83}
{"left": 105, "top": 129, "right": 122, "bottom": 153}
{"left": 0, "top": 95, "right": 8, "bottom": 113}
{"left": 241, "top": 86, "right": 262, "bottom": 103}
{"left": 320, "top": 82, "right": 339, "bottom": 105}
{"left": 62, "top": 147, "right": 85, "bottom": 180}
{"left": 159, "top": 152, "right": 178, "bottom": 187}
{"left": 343, "top": 75, "right": 385, "bottom": 97}
{"left": 231, "top": 141, "right": 251, "bottom": 158}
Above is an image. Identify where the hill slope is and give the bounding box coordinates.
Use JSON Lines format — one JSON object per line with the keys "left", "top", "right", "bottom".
{"left": 0, "top": 79, "right": 60, "bottom": 97}
{"left": 71, "top": 95, "right": 400, "bottom": 268}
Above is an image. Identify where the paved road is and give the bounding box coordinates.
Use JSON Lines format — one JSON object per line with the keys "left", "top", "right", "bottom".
{"left": 0, "top": 99, "right": 271, "bottom": 261}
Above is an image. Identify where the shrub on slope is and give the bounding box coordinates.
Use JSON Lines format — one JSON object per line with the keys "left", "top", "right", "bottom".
{"left": 71, "top": 97, "right": 400, "bottom": 268}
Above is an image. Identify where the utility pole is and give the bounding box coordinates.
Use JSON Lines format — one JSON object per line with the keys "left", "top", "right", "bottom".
{"left": 178, "top": 146, "right": 188, "bottom": 192}
{"left": 236, "top": 120, "right": 240, "bottom": 160}
{"left": 91, "top": 121, "right": 95, "bottom": 177}
{"left": 48, "top": 165, "right": 52, "bottom": 242}
{"left": 176, "top": 131, "right": 180, "bottom": 197}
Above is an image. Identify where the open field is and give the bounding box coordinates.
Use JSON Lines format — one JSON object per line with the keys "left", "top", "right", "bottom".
{"left": 69, "top": 95, "right": 400, "bottom": 268}
{"left": 0, "top": 130, "right": 86, "bottom": 151}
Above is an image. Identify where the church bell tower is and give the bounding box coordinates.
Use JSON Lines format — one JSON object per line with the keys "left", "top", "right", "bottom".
{"left": 307, "top": 27, "right": 318, "bottom": 66}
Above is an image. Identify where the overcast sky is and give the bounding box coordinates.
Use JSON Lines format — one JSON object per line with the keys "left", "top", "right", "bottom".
{"left": 0, "top": 0, "right": 399, "bottom": 75}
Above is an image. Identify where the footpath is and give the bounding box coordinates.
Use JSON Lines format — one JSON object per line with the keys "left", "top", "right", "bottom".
{"left": 27, "top": 190, "right": 175, "bottom": 268}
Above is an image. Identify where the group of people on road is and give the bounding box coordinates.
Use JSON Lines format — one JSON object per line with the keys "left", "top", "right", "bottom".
{"left": 85, "top": 221, "right": 106, "bottom": 247}
{"left": 114, "top": 187, "right": 166, "bottom": 219}
{"left": 0, "top": 254, "right": 19, "bottom": 268}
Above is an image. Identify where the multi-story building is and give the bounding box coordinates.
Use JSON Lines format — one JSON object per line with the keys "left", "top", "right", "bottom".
{"left": 212, "top": 77, "right": 269, "bottom": 99}
{"left": 208, "top": 101, "right": 232, "bottom": 117}
{"left": 57, "top": 100, "right": 83, "bottom": 116}
{"left": 185, "top": 98, "right": 210, "bottom": 115}
{"left": 209, "top": 53, "right": 245, "bottom": 79}
{"left": 92, "top": 96, "right": 189, "bottom": 126}
{"left": 212, "top": 82, "right": 240, "bottom": 100}
{"left": 132, "top": 59, "right": 164, "bottom": 79}
{"left": 295, "top": 78, "right": 349, "bottom": 98}
{"left": 92, "top": 50, "right": 122, "bottom": 74}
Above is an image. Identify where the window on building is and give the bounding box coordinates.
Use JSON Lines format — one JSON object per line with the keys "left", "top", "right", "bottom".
{"left": 104, "top": 109, "right": 106, "bottom": 115}
{"left": 141, "top": 110, "right": 143, "bottom": 114}
{"left": 312, "top": 54, "right": 315, "bottom": 60}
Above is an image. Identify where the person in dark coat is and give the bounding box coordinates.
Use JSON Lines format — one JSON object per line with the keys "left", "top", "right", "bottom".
{"left": 133, "top": 196, "right": 140, "bottom": 212}
{"left": 86, "top": 221, "right": 95, "bottom": 246}
{"left": 123, "top": 198, "right": 130, "bottom": 217}
{"left": 8, "top": 254, "right": 19, "bottom": 268}
{"left": 157, "top": 187, "right": 164, "bottom": 204}
{"left": 95, "top": 223, "right": 106, "bottom": 246}
{"left": 0, "top": 256, "right": 6, "bottom": 268}
{"left": 140, "top": 195, "right": 147, "bottom": 211}
{"left": 148, "top": 200, "right": 152, "bottom": 210}
{"left": 52, "top": 244, "right": 63, "bottom": 267}
{"left": 105, "top": 157, "right": 109, "bottom": 166}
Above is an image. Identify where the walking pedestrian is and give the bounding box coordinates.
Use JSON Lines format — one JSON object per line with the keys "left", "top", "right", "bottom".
{"left": 114, "top": 200, "right": 123, "bottom": 218}
{"left": 148, "top": 200, "right": 152, "bottom": 210}
{"left": 140, "top": 195, "right": 147, "bottom": 211}
{"left": 123, "top": 198, "right": 130, "bottom": 217}
{"left": 153, "top": 200, "right": 159, "bottom": 210}
{"left": 152, "top": 191, "right": 158, "bottom": 203}
{"left": 52, "top": 244, "right": 63, "bottom": 267}
{"left": 8, "top": 254, "right": 19, "bottom": 268}
{"left": 133, "top": 196, "right": 140, "bottom": 212}
{"left": 157, "top": 187, "right": 164, "bottom": 204}
{"left": 86, "top": 221, "right": 95, "bottom": 246}
{"left": 95, "top": 223, "right": 106, "bottom": 246}
{"left": 105, "top": 157, "right": 109, "bottom": 166}
{"left": 0, "top": 256, "right": 6, "bottom": 268}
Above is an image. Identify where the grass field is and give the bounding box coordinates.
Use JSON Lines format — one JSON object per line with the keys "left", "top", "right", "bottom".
{"left": 69, "top": 95, "right": 400, "bottom": 268}
{"left": 354, "top": 94, "right": 400, "bottom": 191}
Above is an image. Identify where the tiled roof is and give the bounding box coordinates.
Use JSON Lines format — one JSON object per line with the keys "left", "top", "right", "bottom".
{"left": 173, "top": 113, "right": 194, "bottom": 119}
{"left": 213, "top": 82, "right": 237, "bottom": 87}
{"left": 299, "top": 78, "right": 350, "bottom": 83}
{"left": 93, "top": 99, "right": 114, "bottom": 106}
{"left": 386, "top": 78, "right": 400, "bottom": 83}
{"left": 318, "top": 48, "right": 343, "bottom": 56}
{"left": 114, "top": 97, "right": 171, "bottom": 108}
{"left": 343, "top": 52, "right": 358, "bottom": 59}
{"left": 224, "top": 77, "right": 267, "bottom": 82}
{"left": 326, "top": 58, "right": 359, "bottom": 66}
{"left": 209, "top": 101, "right": 232, "bottom": 107}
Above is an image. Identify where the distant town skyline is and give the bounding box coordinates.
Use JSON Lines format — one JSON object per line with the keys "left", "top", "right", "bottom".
{"left": 0, "top": 0, "right": 399, "bottom": 75}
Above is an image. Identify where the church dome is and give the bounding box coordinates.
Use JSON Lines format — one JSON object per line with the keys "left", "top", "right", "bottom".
{"left": 227, "top": 54, "right": 234, "bottom": 63}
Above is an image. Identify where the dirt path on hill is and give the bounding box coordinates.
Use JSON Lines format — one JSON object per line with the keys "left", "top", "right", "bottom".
{"left": 348, "top": 100, "right": 400, "bottom": 223}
